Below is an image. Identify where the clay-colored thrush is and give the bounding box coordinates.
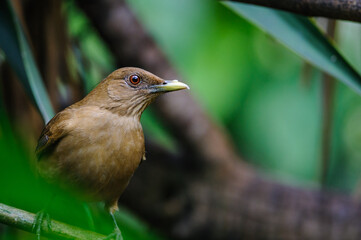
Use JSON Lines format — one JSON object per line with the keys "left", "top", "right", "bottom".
{"left": 35, "top": 67, "right": 189, "bottom": 238}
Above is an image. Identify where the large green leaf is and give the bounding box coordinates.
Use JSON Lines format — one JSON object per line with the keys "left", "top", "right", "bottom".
{"left": 223, "top": 2, "right": 361, "bottom": 95}
{"left": 0, "top": 0, "right": 54, "bottom": 123}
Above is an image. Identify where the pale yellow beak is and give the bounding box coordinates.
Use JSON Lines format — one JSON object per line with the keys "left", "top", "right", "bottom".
{"left": 152, "top": 80, "right": 190, "bottom": 93}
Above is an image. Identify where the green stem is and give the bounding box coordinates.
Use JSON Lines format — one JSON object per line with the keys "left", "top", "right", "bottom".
{"left": 0, "top": 203, "right": 105, "bottom": 240}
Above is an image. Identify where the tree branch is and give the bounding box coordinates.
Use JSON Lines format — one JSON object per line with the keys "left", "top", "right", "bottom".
{"left": 226, "top": 0, "right": 361, "bottom": 23}
{"left": 119, "top": 141, "right": 361, "bottom": 240}
{"left": 0, "top": 203, "right": 105, "bottom": 240}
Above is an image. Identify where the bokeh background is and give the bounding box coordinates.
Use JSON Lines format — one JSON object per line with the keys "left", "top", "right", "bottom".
{"left": 1, "top": 0, "right": 361, "bottom": 239}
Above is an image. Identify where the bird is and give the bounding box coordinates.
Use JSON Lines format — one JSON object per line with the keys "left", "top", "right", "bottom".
{"left": 34, "top": 67, "right": 189, "bottom": 239}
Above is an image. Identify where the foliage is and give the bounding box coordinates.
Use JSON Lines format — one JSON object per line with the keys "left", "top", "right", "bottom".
{"left": 0, "top": 0, "right": 361, "bottom": 239}
{"left": 0, "top": 0, "right": 54, "bottom": 122}
{"left": 225, "top": 2, "right": 361, "bottom": 94}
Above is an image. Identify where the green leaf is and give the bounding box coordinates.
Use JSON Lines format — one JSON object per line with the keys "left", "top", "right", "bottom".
{"left": 223, "top": 2, "right": 361, "bottom": 95}
{"left": 0, "top": 0, "right": 54, "bottom": 123}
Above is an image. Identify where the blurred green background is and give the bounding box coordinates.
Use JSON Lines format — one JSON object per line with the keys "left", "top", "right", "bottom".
{"left": 126, "top": 0, "right": 361, "bottom": 189}
{"left": 1, "top": 0, "right": 361, "bottom": 239}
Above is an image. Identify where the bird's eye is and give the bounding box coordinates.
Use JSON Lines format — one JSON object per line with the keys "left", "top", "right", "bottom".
{"left": 129, "top": 75, "right": 141, "bottom": 85}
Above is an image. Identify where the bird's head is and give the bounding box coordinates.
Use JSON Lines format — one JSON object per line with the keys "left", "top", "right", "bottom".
{"left": 84, "top": 67, "right": 189, "bottom": 117}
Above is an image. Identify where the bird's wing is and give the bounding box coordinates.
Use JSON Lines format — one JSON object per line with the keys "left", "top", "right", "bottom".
{"left": 36, "top": 111, "right": 71, "bottom": 160}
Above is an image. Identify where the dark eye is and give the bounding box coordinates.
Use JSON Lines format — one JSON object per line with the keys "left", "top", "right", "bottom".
{"left": 129, "top": 75, "right": 141, "bottom": 85}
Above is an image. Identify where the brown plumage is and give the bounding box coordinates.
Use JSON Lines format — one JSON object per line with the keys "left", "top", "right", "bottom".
{"left": 35, "top": 67, "right": 189, "bottom": 236}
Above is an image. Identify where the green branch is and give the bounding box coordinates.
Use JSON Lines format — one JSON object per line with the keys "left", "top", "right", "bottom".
{"left": 0, "top": 203, "right": 105, "bottom": 240}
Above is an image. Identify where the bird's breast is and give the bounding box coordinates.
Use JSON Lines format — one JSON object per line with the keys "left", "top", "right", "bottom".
{"left": 49, "top": 107, "right": 145, "bottom": 202}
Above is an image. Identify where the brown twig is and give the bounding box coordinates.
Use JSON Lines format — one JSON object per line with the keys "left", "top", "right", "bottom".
{"left": 320, "top": 20, "right": 337, "bottom": 187}
{"left": 0, "top": 203, "right": 105, "bottom": 240}
{"left": 226, "top": 0, "right": 361, "bottom": 23}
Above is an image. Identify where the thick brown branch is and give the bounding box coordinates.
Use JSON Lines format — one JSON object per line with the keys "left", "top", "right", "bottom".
{"left": 0, "top": 203, "right": 105, "bottom": 240}
{"left": 127, "top": 148, "right": 361, "bottom": 239}
{"left": 227, "top": 0, "right": 361, "bottom": 23}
